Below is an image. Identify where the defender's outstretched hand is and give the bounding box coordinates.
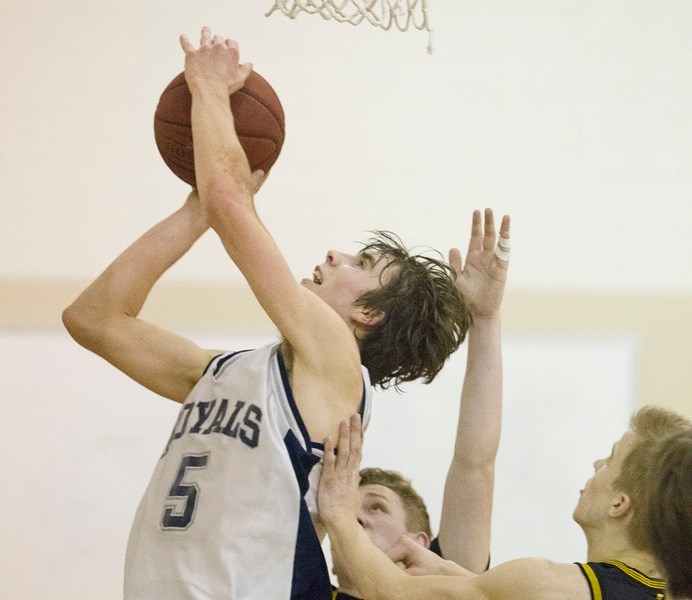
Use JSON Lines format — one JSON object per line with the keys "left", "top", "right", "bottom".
{"left": 318, "top": 414, "right": 363, "bottom": 526}
{"left": 449, "top": 208, "right": 511, "bottom": 319}
{"left": 180, "top": 26, "right": 253, "bottom": 96}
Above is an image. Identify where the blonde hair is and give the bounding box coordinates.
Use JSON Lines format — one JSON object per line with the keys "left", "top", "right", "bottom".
{"left": 615, "top": 405, "right": 692, "bottom": 551}
{"left": 646, "top": 430, "right": 692, "bottom": 597}
{"left": 359, "top": 467, "right": 432, "bottom": 537}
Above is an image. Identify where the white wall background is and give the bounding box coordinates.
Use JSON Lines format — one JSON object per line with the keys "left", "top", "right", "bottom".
{"left": 2, "top": 1, "right": 691, "bottom": 598}
{"left": 2, "top": 0, "right": 691, "bottom": 291}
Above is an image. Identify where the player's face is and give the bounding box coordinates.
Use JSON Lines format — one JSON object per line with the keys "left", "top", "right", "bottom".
{"left": 301, "top": 249, "right": 390, "bottom": 324}
{"left": 357, "top": 484, "right": 412, "bottom": 553}
{"left": 573, "top": 432, "right": 634, "bottom": 527}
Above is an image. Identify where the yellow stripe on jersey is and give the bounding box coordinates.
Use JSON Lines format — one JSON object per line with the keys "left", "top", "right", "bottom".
{"left": 604, "top": 560, "right": 667, "bottom": 589}
{"left": 581, "top": 563, "right": 603, "bottom": 600}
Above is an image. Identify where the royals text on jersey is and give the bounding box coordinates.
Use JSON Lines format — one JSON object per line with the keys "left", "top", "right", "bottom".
{"left": 162, "top": 398, "right": 262, "bottom": 457}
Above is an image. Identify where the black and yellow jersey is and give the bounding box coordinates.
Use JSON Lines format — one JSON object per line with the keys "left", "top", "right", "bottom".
{"left": 577, "top": 560, "right": 667, "bottom": 600}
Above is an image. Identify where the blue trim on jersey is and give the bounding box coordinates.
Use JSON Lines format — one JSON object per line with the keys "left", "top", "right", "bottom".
{"left": 333, "top": 591, "right": 362, "bottom": 600}
{"left": 284, "top": 430, "right": 332, "bottom": 600}
{"left": 210, "top": 349, "right": 253, "bottom": 377}
{"left": 202, "top": 353, "right": 223, "bottom": 376}
{"left": 276, "top": 350, "right": 314, "bottom": 448}
{"left": 209, "top": 348, "right": 369, "bottom": 454}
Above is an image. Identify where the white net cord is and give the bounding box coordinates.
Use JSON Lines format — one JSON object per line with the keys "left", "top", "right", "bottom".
{"left": 266, "top": 0, "right": 434, "bottom": 53}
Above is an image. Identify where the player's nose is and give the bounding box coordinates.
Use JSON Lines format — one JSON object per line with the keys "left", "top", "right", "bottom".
{"left": 326, "top": 250, "right": 348, "bottom": 266}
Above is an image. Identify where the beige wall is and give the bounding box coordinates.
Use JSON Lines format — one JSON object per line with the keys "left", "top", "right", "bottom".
{"left": 3, "top": 278, "right": 690, "bottom": 418}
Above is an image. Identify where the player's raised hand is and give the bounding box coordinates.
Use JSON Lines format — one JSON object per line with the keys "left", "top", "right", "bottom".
{"left": 449, "top": 208, "right": 511, "bottom": 319}
{"left": 180, "top": 26, "right": 253, "bottom": 96}
{"left": 318, "top": 414, "right": 363, "bottom": 525}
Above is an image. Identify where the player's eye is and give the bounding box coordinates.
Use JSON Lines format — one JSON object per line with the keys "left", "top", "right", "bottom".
{"left": 356, "top": 252, "right": 372, "bottom": 269}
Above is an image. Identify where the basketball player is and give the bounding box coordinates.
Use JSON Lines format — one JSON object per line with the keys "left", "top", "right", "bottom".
{"left": 63, "top": 28, "right": 478, "bottom": 600}
{"left": 645, "top": 430, "right": 692, "bottom": 599}
{"left": 319, "top": 406, "right": 692, "bottom": 600}
{"left": 333, "top": 211, "right": 509, "bottom": 598}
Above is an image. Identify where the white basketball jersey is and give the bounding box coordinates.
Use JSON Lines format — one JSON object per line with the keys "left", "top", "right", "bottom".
{"left": 124, "top": 342, "right": 372, "bottom": 600}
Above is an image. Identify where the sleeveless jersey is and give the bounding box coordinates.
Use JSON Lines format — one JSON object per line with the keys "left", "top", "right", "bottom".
{"left": 577, "top": 560, "right": 667, "bottom": 600}
{"left": 124, "top": 342, "right": 372, "bottom": 600}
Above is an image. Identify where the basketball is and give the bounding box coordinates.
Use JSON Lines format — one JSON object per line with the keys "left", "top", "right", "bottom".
{"left": 154, "top": 70, "right": 285, "bottom": 186}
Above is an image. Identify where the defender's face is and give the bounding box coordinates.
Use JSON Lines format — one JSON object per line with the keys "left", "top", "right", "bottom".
{"left": 357, "top": 484, "right": 411, "bottom": 553}
{"left": 301, "top": 249, "right": 389, "bottom": 323}
{"left": 573, "top": 432, "right": 635, "bottom": 526}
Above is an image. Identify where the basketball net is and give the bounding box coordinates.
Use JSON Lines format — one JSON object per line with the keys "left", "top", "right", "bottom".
{"left": 266, "top": 0, "right": 434, "bottom": 53}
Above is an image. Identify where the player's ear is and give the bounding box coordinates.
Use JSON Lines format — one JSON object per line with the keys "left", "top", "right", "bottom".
{"left": 608, "top": 492, "right": 632, "bottom": 519}
{"left": 351, "top": 308, "right": 385, "bottom": 329}
{"left": 351, "top": 309, "right": 384, "bottom": 342}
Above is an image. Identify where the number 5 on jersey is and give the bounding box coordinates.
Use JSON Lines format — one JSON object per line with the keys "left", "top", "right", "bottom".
{"left": 161, "top": 453, "right": 209, "bottom": 530}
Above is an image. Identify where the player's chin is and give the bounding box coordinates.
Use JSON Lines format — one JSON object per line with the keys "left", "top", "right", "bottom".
{"left": 300, "top": 278, "right": 318, "bottom": 291}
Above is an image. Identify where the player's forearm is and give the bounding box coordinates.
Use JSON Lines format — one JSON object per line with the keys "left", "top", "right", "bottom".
{"left": 455, "top": 315, "right": 502, "bottom": 462}
{"left": 326, "top": 516, "right": 407, "bottom": 600}
{"left": 63, "top": 201, "right": 207, "bottom": 339}
{"left": 189, "top": 88, "right": 255, "bottom": 227}
{"left": 438, "top": 314, "right": 502, "bottom": 570}
{"left": 330, "top": 525, "right": 472, "bottom": 600}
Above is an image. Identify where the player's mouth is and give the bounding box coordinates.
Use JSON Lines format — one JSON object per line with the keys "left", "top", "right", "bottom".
{"left": 312, "top": 267, "right": 323, "bottom": 285}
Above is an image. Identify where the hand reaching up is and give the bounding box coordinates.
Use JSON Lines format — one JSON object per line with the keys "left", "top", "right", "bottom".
{"left": 318, "top": 414, "right": 363, "bottom": 526}
{"left": 450, "top": 208, "right": 511, "bottom": 320}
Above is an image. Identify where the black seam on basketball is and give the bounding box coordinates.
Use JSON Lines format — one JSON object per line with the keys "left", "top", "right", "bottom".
{"left": 155, "top": 90, "right": 284, "bottom": 136}
{"left": 156, "top": 85, "right": 284, "bottom": 137}
{"left": 158, "top": 136, "right": 279, "bottom": 152}
{"left": 236, "top": 92, "right": 285, "bottom": 135}
{"left": 155, "top": 120, "right": 283, "bottom": 148}
{"left": 241, "top": 73, "right": 286, "bottom": 128}
{"left": 231, "top": 91, "right": 285, "bottom": 139}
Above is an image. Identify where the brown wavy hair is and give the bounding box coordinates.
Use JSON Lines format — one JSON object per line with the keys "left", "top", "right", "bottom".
{"left": 356, "top": 231, "right": 470, "bottom": 388}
